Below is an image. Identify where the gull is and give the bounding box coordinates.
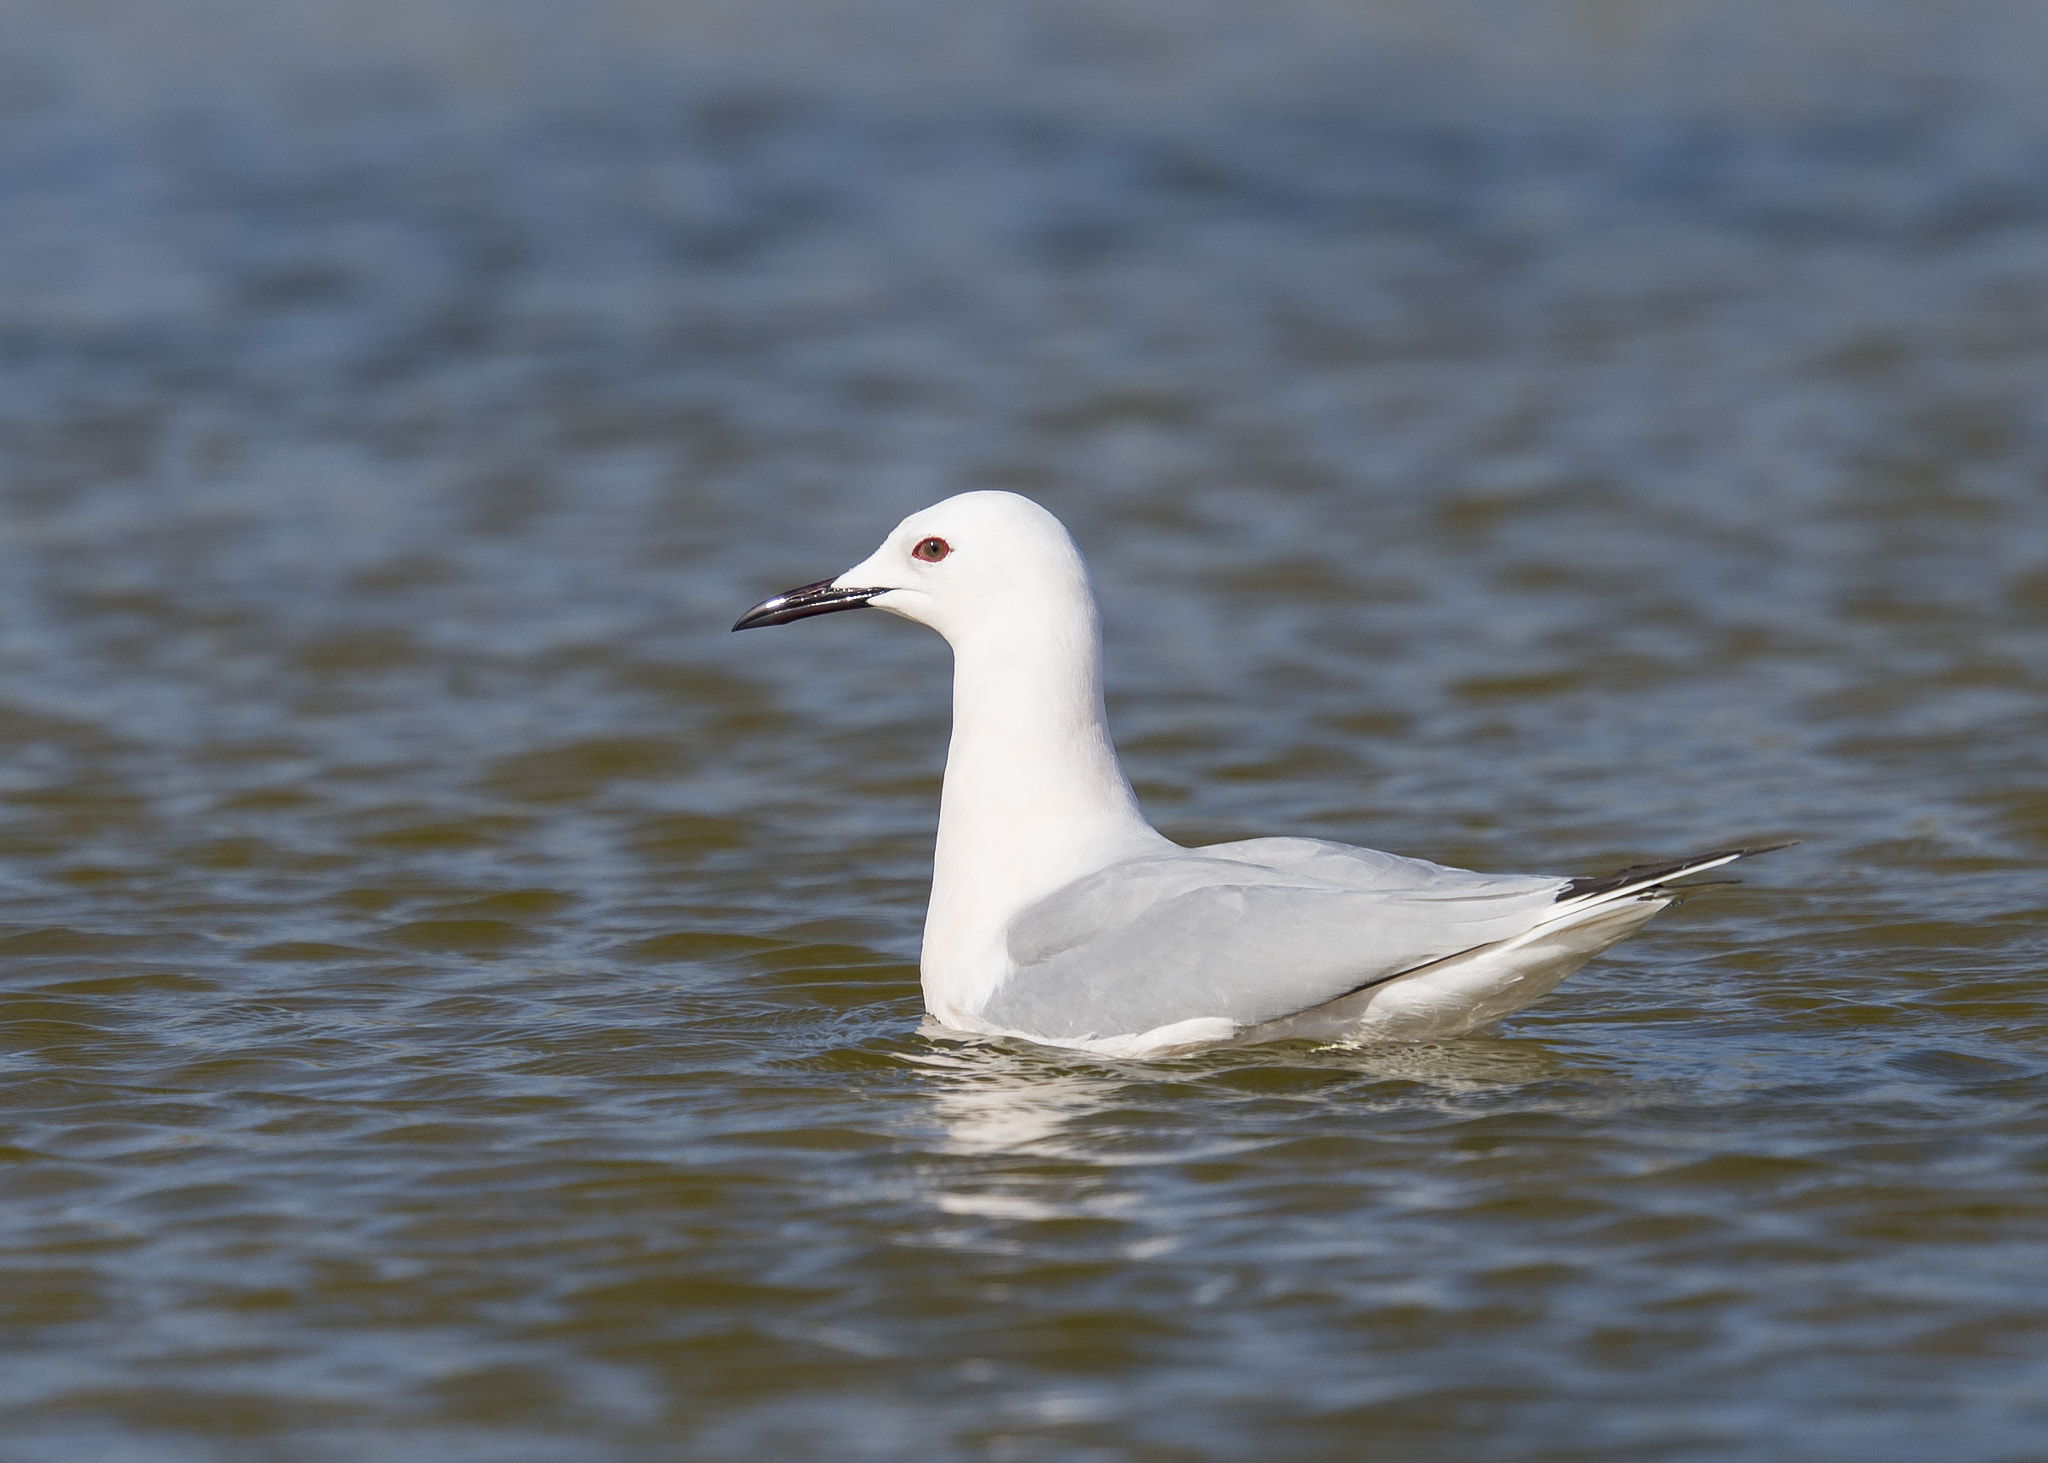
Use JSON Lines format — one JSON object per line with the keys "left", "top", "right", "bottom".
{"left": 735, "top": 491, "right": 1791, "bottom": 1057}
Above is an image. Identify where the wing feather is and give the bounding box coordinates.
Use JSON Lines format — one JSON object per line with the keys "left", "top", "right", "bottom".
{"left": 988, "top": 839, "right": 1565, "bottom": 1041}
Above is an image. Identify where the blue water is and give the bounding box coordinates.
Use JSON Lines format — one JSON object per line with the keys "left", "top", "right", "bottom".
{"left": 1, "top": 4, "right": 2046, "bottom": 1459}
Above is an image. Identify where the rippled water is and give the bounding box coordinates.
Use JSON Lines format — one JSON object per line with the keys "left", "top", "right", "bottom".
{"left": 2, "top": 4, "right": 2047, "bottom": 1459}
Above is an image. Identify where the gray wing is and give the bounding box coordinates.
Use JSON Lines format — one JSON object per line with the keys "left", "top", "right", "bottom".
{"left": 986, "top": 838, "right": 1568, "bottom": 1042}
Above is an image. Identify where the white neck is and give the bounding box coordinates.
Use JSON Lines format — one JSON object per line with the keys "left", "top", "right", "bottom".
{"left": 919, "top": 600, "right": 1166, "bottom": 1022}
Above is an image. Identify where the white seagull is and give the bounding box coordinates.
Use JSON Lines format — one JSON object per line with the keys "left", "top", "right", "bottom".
{"left": 735, "top": 491, "right": 1790, "bottom": 1057}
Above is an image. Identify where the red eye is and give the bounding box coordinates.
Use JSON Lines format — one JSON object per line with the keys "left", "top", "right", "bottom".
{"left": 912, "top": 536, "right": 951, "bottom": 563}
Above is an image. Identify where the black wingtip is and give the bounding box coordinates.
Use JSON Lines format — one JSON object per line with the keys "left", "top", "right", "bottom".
{"left": 1556, "top": 839, "right": 1799, "bottom": 903}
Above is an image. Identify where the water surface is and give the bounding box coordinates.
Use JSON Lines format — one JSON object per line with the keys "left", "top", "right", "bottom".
{"left": 1, "top": 5, "right": 2046, "bottom": 1459}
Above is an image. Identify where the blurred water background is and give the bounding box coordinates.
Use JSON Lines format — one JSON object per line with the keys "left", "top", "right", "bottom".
{"left": 1, "top": 1, "right": 2047, "bottom": 1458}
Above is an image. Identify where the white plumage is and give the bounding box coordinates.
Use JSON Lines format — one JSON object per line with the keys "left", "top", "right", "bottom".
{"left": 735, "top": 491, "right": 1787, "bottom": 1056}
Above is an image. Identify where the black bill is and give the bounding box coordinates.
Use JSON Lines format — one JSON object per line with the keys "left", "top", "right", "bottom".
{"left": 731, "top": 578, "right": 881, "bottom": 632}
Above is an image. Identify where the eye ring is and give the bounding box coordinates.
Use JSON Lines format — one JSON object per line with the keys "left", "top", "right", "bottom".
{"left": 912, "top": 536, "right": 951, "bottom": 563}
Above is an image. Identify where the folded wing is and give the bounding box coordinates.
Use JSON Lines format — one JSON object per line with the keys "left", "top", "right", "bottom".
{"left": 987, "top": 838, "right": 1567, "bottom": 1041}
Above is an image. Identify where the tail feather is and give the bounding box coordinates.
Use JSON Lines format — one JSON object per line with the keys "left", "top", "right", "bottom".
{"left": 1302, "top": 840, "right": 1797, "bottom": 1019}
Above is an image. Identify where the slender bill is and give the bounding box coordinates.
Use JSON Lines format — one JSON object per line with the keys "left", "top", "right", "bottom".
{"left": 731, "top": 578, "right": 881, "bottom": 632}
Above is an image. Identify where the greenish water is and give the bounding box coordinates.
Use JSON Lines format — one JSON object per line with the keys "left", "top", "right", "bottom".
{"left": 1, "top": 4, "right": 2046, "bottom": 1459}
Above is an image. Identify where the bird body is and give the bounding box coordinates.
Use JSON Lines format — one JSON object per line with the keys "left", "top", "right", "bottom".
{"left": 735, "top": 491, "right": 1787, "bottom": 1056}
